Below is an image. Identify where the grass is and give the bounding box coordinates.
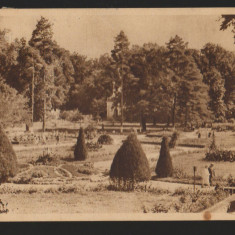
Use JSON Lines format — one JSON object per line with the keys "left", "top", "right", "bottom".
{"left": 3, "top": 124, "right": 234, "bottom": 214}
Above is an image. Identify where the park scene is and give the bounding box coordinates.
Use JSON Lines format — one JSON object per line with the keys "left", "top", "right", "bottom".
{"left": 0, "top": 10, "right": 235, "bottom": 216}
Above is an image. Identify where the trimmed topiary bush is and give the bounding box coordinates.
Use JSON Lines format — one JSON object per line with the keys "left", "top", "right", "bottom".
{"left": 110, "top": 133, "right": 151, "bottom": 189}
{"left": 155, "top": 136, "right": 173, "bottom": 178}
{"left": 0, "top": 128, "right": 18, "bottom": 183}
{"left": 74, "top": 127, "right": 88, "bottom": 161}
{"left": 169, "top": 131, "right": 179, "bottom": 148}
{"left": 97, "top": 134, "right": 113, "bottom": 145}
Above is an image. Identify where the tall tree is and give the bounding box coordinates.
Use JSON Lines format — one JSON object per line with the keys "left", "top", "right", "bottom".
{"left": 111, "top": 30, "right": 130, "bottom": 132}
{"left": 29, "top": 16, "right": 55, "bottom": 131}
{"left": 166, "top": 35, "right": 211, "bottom": 126}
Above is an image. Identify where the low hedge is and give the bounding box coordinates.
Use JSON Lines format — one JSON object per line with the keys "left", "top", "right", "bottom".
{"left": 205, "top": 150, "right": 235, "bottom": 162}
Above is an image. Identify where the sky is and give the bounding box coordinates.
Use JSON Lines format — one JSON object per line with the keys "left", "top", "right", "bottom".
{"left": 0, "top": 8, "right": 235, "bottom": 58}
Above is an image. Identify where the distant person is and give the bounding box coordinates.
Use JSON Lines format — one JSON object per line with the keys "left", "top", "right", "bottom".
{"left": 202, "top": 165, "right": 210, "bottom": 188}
{"left": 208, "top": 132, "right": 211, "bottom": 138}
{"left": 208, "top": 164, "right": 215, "bottom": 186}
{"left": 56, "top": 134, "right": 60, "bottom": 145}
{"left": 198, "top": 132, "right": 201, "bottom": 138}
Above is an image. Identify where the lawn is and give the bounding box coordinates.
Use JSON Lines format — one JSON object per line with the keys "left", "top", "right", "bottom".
{"left": 1, "top": 125, "right": 234, "bottom": 215}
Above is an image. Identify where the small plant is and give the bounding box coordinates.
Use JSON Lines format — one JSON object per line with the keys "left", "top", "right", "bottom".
{"left": 151, "top": 204, "right": 169, "bottom": 213}
{"left": 31, "top": 170, "right": 45, "bottom": 178}
{"left": 13, "top": 176, "right": 31, "bottom": 184}
{"left": 97, "top": 134, "right": 114, "bottom": 145}
{"left": 169, "top": 131, "right": 179, "bottom": 148}
{"left": 77, "top": 163, "right": 95, "bottom": 175}
{"left": 0, "top": 199, "right": 8, "bottom": 214}
{"left": 172, "top": 168, "right": 189, "bottom": 179}
{"left": 86, "top": 141, "right": 102, "bottom": 151}
{"left": 35, "top": 153, "right": 53, "bottom": 165}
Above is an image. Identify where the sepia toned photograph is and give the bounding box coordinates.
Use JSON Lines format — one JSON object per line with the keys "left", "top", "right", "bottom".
{"left": 0, "top": 8, "right": 234, "bottom": 221}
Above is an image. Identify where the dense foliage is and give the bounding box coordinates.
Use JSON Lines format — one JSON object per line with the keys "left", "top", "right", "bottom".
{"left": 0, "top": 16, "right": 234, "bottom": 128}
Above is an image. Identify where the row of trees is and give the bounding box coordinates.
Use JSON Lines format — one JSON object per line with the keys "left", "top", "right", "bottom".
{"left": 0, "top": 16, "right": 234, "bottom": 128}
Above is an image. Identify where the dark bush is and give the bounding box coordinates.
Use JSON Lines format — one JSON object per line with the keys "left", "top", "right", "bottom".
{"left": 205, "top": 150, "right": 235, "bottom": 162}
{"left": 97, "top": 134, "right": 113, "bottom": 145}
{"left": 0, "top": 128, "right": 18, "bottom": 183}
{"left": 74, "top": 127, "right": 88, "bottom": 161}
{"left": 169, "top": 131, "right": 179, "bottom": 148}
{"left": 155, "top": 136, "right": 173, "bottom": 178}
{"left": 110, "top": 133, "right": 151, "bottom": 187}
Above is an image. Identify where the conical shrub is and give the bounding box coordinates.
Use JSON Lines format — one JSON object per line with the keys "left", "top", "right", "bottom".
{"left": 155, "top": 136, "right": 173, "bottom": 178}
{"left": 0, "top": 128, "right": 18, "bottom": 183}
{"left": 74, "top": 127, "right": 88, "bottom": 161}
{"left": 110, "top": 133, "right": 151, "bottom": 182}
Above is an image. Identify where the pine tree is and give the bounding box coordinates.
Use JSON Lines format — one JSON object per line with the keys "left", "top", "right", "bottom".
{"left": 155, "top": 137, "right": 173, "bottom": 178}
{"left": 111, "top": 30, "right": 130, "bottom": 132}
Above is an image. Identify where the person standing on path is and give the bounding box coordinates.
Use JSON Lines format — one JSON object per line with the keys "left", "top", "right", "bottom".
{"left": 208, "top": 164, "right": 215, "bottom": 186}
{"left": 201, "top": 165, "right": 210, "bottom": 188}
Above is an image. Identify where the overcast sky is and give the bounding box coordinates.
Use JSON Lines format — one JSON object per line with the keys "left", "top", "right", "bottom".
{"left": 0, "top": 8, "right": 235, "bottom": 58}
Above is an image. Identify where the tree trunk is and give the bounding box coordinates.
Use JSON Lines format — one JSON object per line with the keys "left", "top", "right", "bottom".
{"left": 153, "top": 116, "right": 156, "bottom": 126}
{"left": 172, "top": 93, "right": 176, "bottom": 127}
{"left": 42, "top": 70, "right": 46, "bottom": 132}
{"left": 120, "top": 71, "right": 124, "bottom": 134}
{"left": 141, "top": 112, "right": 147, "bottom": 132}
{"left": 184, "top": 105, "right": 189, "bottom": 128}
{"left": 32, "top": 59, "right": 34, "bottom": 128}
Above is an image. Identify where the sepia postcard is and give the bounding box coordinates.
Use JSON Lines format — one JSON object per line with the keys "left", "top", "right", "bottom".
{"left": 0, "top": 8, "right": 235, "bottom": 221}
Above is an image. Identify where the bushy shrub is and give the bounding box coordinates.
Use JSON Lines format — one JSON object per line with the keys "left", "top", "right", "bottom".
{"left": 172, "top": 168, "right": 189, "bottom": 179}
{"left": 205, "top": 150, "right": 235, "bottom": 162}
{"left": 97, "top": 134, "right": 113, "bottom": 145}
{"left": 59, "top": 110, "right": 83, "bottom": 122}
{"left": 110, "top": 133, "right": 151, "bottom": 189}
{"left": 0, "top": 128, "right": 18, "bottom": 183}
{"left": 84, "top": 124, "right": 97, "bottom": 140}
{"left": 74, "top": 127, "right": 88, "bottom": 161}
{"left": 155, "top": 137, "right": 173, "bottom": 178}
{"left": 169, "top": 131, "right": 179, "bottom": 148}
{"left": 31, "top": 170, "right": 45, "bottom": 178}
{"left": 77, "top": 162, "right": 95, "bottom": 175}
{"left": 86, "top": 141, "right": 102, "bottom": 151}
{"left": 35, "top": 154, "right": 53, "bottom": 165}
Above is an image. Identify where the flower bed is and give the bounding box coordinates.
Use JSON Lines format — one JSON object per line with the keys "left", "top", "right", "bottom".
{"left": 205, "top": 150, "right": 235, "bottom": 162}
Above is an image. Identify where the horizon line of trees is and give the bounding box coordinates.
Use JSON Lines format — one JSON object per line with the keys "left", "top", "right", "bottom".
{"left": 0, "top": 16, "right": 235, "bottom": 129}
